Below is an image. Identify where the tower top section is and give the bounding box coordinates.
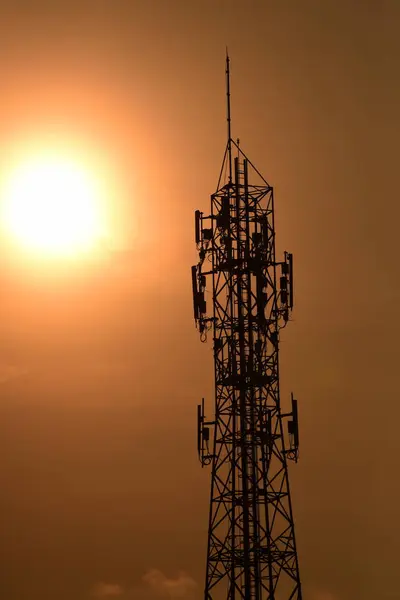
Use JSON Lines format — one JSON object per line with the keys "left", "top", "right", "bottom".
{"left": 218, "top": 55, "right": 270, "bottom": 191}
{"left": 226, "top": 50, "right": 232, "bottom": 184}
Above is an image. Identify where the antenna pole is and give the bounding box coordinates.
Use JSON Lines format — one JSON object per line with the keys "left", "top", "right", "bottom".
{"left": 226, "top": 50, "right": 232, "bottom": 184}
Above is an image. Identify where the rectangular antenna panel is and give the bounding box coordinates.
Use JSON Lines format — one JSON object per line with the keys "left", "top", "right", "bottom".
{"left": 195, "top": 210, "right": 201, "bottom": 244}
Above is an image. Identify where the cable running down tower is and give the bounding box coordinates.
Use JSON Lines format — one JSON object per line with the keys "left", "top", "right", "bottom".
{"left": 192, "top": 56, "right": 302, "bottom": 600}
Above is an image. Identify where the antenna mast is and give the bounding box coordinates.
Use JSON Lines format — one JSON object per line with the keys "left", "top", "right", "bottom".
{"left": 192, "top": 57, "right": 303, "bottom": 600}
{"left": 226, "top": 50, "right": 233, "bottom": 184}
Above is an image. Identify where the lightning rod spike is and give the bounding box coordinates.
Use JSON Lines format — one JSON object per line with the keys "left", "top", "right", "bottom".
{"left": 225, "top": 50, "right": 232, "bottom": 184}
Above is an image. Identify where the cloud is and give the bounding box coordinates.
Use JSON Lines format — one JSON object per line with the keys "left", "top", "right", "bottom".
{"left": 90, "top": 569, "right": 197, "bottom": 600}
{"left": 142, "top": 569, "right": 197, "bottom": 599}
{"left": 91, "top": 582, "right": 125, "bottom": 597}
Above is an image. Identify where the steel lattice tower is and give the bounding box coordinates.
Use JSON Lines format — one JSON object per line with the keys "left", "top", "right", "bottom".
{"left": 191, "top": 56, "right": 302, "bottom": 600}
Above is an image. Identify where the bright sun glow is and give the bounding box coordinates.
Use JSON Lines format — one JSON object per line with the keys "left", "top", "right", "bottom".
{"left": 1, "top": 156, "right": 104, "bottom": 257}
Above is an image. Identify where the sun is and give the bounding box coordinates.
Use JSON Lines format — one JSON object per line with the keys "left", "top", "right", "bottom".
{"left": 1, "top": 155, "right": 104, "bottom": 257}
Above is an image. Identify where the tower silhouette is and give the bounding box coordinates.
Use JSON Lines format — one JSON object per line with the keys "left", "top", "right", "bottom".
{"left": 192, "top": 55, "right": 302, "bottom": 600}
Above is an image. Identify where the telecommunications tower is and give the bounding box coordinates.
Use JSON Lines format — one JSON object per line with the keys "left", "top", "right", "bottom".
{"left": 191, "top": 56, "right": 302, "bottom": 600}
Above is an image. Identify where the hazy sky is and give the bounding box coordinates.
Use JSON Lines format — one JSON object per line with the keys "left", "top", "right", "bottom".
{"left": 0, "top": 1, "right": 399, "bottom": 599}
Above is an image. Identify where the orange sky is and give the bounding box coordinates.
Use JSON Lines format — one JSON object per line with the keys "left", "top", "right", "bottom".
{"left": 0, "top": 2, "right": 399, "bottom": 600}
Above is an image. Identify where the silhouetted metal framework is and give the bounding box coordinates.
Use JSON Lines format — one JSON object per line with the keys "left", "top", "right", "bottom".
{"left": 192, "top": 56, "right": 302, "bottom": 600}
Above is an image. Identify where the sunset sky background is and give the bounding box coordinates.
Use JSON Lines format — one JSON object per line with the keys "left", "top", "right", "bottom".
{"left": 0, "top": 1, "right": 399, "bottom": 599}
